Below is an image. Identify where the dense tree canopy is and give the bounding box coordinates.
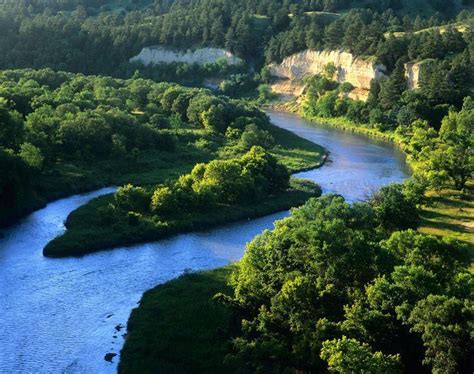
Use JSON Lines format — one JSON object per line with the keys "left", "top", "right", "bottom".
{"left": 0, "top": 0, "right": 471, "bottom": 78}
{"left": 227, "top": 190, "right": 472, "bottom": 373}
{"left": 0, "top": 68, "right": 270, "bottom": 226}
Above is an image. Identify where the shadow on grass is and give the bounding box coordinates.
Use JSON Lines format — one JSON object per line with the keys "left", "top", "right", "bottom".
{"left": 119, "top": 265, "right": 239, "bottom": 373}
{"left": 420, "top": 214, "right": 473, "bottom": 237}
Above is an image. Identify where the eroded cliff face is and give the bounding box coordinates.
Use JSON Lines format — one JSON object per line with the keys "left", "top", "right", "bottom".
{"left": 405, "top": 60, "right": 433, "bottom": 90}
{"left": 130, "top": 46, "right": 243, "bottom": 66}
{"left": 270, "top": 50, "right": 386, "bottom": 90}
{"left": 269, "top": 49, "right": 386, "bottom": 101}
{"left": 270, "top": 80, "right": 306, "bottom": 102}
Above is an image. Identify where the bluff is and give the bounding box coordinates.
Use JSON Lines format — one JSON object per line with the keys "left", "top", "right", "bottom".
{"left": 130, "top": 46, "right": 243, "bottom": 66}
{"left": 269, "top": 50, "right": 386, "bottom": 101}
{"left": 404, "top": 59, "right": 434, "bottom": 89}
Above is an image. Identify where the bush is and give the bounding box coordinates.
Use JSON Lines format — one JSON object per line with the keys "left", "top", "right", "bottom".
{"left": 115, "top": 184, "right": 150, "bottom": 213}
{"left": 150, "top": 186, "right": 177, "bottom": 216}
{"left": 239, "top": 124, "right": 274, "bottom": 150}
{"left": 370, "top": 183, "right": 419, "bottom": 232}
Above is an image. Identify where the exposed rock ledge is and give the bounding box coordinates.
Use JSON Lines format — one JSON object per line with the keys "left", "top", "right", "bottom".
{"left": 130, "top": 46, "right": 243, "bottom": 66}
{"left": 270, "top": 79, "right": 306, "bottom": 102}
{"left": 405, "top": 59, "right": 433, "bottom": 90}
{"left": 269, "top": 49, "right": 387, "bottom": 101}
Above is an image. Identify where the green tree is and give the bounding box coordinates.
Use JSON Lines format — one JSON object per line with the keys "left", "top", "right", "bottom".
{"left": 115, "top": 184, "right": 150, "bottom": 213}
{"left": 200, "top": 103, "right": 228, "bottom": 133}
{"left": 320, "top": 336, "right": 401, "bottom": 374}
{"left": 239, "top": 124, "right": 274, "bottom": 150}
{"left": 230, "top": 195, "right": 382, "bottom": 371}
{"left": 378, "top": 60, "right": 407, "bottom": 111}
{"left": 151, "top": 186, "right": 176, "bottom": 216}
{"left": 426, "top": 102, "right": 473, "bottom": 189}
{"left": 197, "top": 159, "right": 251, "bottom": 204}
{"left": 19, "top": 142, "right": 44, "bottom": 169}
{"left": 409, "top": 295, "right": 473, "bottom": 374}
{"left": 382, "top": 230, "right": 469, "bottom": 282}
{"left": 0, "top": 99, "right": 24, "bottom": 149}
{"left": 370, "top": 183, "right": 419, "bottom": 232}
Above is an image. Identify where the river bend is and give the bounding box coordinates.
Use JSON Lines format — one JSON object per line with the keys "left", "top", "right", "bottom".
{"left": 0, "top": 112, "right": 410, "bottom": 373}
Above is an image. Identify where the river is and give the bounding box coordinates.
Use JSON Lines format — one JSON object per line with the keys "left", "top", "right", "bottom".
{"left": 0, "top": 111, "right": 410, "bottom": 373}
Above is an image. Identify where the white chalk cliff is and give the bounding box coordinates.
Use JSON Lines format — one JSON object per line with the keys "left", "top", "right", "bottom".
{"left": 130, "top": 46, "right": 243, "bottom": 66}
{"left": 405, "top": 60, "right": 433, "bottom": 90}
{"left": 269, "top": 50, "right": 387, "bottom": 100}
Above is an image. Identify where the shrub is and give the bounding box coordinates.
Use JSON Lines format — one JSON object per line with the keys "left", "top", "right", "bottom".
{"left": 115, "top": 184, "right": 150, "bottom": 213}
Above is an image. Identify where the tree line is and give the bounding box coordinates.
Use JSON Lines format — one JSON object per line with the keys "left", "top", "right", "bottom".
{"left": 301, "top": 68, "right": 473, "bottom": 191}
{"left": 0, "top": 68, "right": 269, "bottom": 226}
{"left": 0, "top": 0, "right": 471, "bottom": 77}
{"left": 221, "top": 185, "right": 472, "bottom": 373}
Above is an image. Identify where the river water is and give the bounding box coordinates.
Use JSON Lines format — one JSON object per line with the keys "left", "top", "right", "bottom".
{"left": 0, "top": 112, "right": 410, "bottom": 373}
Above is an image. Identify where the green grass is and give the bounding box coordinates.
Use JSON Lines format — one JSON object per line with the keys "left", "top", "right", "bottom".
{"left": 262, "top": 120, "right": 326, "bottom": 172}
{"left": 384, "top": 22, "right": 471, "bottom": 38}
{"left": 419, "top": 187, "right": 474, "bottom": 270}
{"left": 118, "top": 265, "right": 237, "bottom": 373}
{"left": 43, "top": 179, "right": 321, "bottom": 257}
{"left": 40, "top": 118, "right": 326, "bottom": 257}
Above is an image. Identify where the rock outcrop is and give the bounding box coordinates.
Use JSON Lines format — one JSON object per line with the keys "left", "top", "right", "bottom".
{"left": 269, "top": 49, "right": 386, "bottom": 101}
{"left": 130, "top": 46, "right": 243, "bottom": 66}
{"left": 270, "top": 80, "right": 306, "bottom": 102}
{"left": 404, "top": 59, "right": 433, "bottom": 90}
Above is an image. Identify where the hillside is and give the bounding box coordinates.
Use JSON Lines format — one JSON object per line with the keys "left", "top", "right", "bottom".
{"left": 0, "top": 0, "right": 472, "bottom": 76}
{"left": 384, "top": 21, "right": 472, "bottom": 38}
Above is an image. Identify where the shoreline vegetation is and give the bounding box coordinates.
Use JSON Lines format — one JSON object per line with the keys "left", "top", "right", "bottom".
{"left": 270, "top": 100, "right": 473, "bottom": 255}
{"left": 44, "top": 178, "right": 321, "bottom": 257}
{"left": 299, "top": 109, "right": 473, "bottom": 256}
{"left": 118, "top": 106, "right": 472, "bottom": 372}
{"left": 42, "top": 114, "right": 327, "bottom": 257}
{"left": 268, "top": 101, "right": 403, "bottom": 144}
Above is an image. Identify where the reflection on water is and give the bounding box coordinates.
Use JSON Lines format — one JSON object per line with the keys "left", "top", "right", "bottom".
{"left": 269, "top": 111, "right": 410, "bottom": 201}
{"left": 0, "top": 112, "right": 410, "bottom": 373}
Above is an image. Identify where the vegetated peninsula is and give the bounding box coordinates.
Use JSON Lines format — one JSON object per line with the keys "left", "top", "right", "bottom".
{"left": 44, "top": 147, "right": 322, "bottom": 257}
{"left": 0, "top": 69, "right": 325, "bottom": 231}
{"left": 23, "top": 72, "right": 326, "bottom": 256}
{"left": 0, "top": 1, "right": 472, "bottom": 373}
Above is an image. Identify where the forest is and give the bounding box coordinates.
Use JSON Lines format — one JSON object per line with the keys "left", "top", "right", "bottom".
{"left": 120, "top": 184, "right": 472, "bottom": 373}
{"left": 0, "top": 68, "right": 324, "bottom": 227}
{"left": 0, "top": 0, "right": 472, "bottom": 75}
{"left": 0, "top": 0, "right": 472, "bottom": 373}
